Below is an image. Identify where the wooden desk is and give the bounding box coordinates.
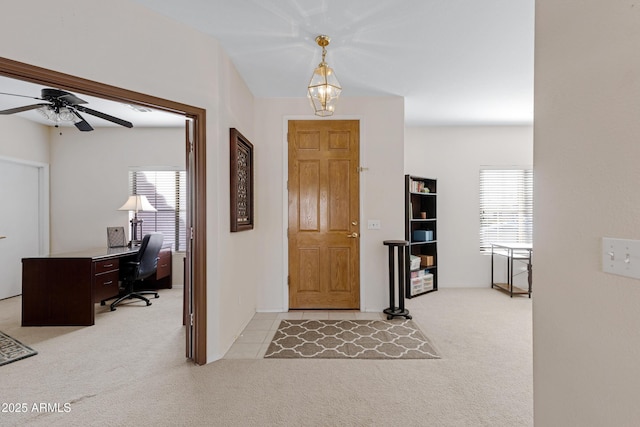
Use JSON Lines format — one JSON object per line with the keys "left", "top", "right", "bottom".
{"left": 22, "top": 246, "right": 172, "bottom": 326}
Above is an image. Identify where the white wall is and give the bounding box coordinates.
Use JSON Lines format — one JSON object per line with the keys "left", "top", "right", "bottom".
{"left": 534, "top": 1, "right": 640, "bottom": 425}
{"left": 49, "top": 127, "right": 185, "bottom": 252}
{"left": 254, "top": 96, "right": 405, "bottom": 313}
{"left": 0, "top": 116, "right": 189, "bottom": 284}
{"left": 0, "top": 0, "right": 256, "bottom": 362}
{"left": 405, "top": 126, "right": 533, "bottom": 287}
{"left": 0, "top": 116, "right": 49, "bottom": 164}
{"left": 212, "top": 50, "right": 258, "bottom": 352}
{"left": 48, "top": 126, "right": 186, "bottom": 285}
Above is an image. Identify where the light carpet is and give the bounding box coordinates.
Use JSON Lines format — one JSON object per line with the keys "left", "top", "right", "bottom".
{"left": 264, "top": 319, "right": 440, "bottom": 359}
{"left": 0, "top": 331, "right": 37, "bottom": 366}
{"left": 0, "top": 288, "right": 532, "bottom": 426}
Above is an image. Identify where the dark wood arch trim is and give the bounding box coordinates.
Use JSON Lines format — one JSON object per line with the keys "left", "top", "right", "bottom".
{"left": 0, "top": 56, "right": 207, "bottom": 365}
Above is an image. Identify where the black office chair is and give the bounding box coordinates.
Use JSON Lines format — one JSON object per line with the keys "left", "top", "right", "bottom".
{"left": 101, "top": 232, "right": 164, "bottom": 311}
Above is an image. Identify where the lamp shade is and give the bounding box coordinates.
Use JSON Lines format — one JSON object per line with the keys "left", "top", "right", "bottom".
{"left": 118, "top": 195, "right": 156, "bottom": 213}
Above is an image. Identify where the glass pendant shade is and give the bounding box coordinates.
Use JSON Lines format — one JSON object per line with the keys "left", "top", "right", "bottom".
{"left": 308, "top": 62, "right": 342, "bottom": 117}
{"left": 307, "top": 35, "right": 342, "bottom": 117}
{"left": 37, "top": 106, "right": 79, "bottom": 123}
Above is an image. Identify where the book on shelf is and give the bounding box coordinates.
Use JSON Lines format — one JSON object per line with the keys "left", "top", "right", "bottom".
{"left": 409, "top": 179, "right": 430, "bottom": 193}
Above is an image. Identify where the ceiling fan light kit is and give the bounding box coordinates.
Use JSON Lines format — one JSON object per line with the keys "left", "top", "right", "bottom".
{"left": 37, "top": 105, "right": 78, "bottom": 123}
{"left": 308, "top": 35, "right": 342, "bottom": 117}
{"left": 0, "top": 88, "right": 133, "bottom": 131}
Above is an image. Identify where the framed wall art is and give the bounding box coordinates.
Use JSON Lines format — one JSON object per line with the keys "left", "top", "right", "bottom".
{"left": 230, "top": 128, "right": 254, "bottom": 232}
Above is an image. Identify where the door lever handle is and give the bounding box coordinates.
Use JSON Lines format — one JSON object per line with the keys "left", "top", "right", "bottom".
{"left": 347, "top": 232, "right": 359, "bottom": 238}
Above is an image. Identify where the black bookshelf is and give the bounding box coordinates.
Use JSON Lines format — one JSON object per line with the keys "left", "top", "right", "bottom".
{"left": 405, "top": 174, "right": 438, "bottom": 298}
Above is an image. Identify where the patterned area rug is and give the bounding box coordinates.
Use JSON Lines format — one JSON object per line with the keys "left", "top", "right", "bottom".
{"left": 264, "top": 319, "right": 440, "bottom": 359}
{"left": 0, "top": 331, "right": 37, "bottom": 366}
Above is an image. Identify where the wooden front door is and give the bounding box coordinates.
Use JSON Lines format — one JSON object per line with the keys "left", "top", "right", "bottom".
{"left": 288, "top": 120, "right": 360, "bottom": 309}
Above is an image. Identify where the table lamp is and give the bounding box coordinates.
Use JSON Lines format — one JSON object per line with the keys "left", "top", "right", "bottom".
{"left": 118, "top": 195, "right": 156, "bottom": 246}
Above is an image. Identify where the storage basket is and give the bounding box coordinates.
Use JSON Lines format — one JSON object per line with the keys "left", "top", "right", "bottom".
{"left": 410, "top": 255, "right": 421, "bottom": 270}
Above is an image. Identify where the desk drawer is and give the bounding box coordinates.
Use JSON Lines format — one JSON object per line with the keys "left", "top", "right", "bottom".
{"left": 95, "top": 258, "right": 119, "bottom": 274}
{"left": 156, "top": 249, "right": 171, "bottom": 279}
{"left": 94, "top": 270, "right": 120, "bottom": 302}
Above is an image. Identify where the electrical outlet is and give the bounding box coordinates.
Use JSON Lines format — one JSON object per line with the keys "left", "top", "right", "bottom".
{"left": 367, "top": 220, "right": 381, "bottom": 230}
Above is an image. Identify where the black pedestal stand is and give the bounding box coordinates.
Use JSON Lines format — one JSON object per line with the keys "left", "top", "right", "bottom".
{"left": 383, "top": 240, "right": 412, "bottom": 320}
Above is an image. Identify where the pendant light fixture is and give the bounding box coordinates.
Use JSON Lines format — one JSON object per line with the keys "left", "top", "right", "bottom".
{"left": 307, "top": 35, "right": 342, "bottom": 117}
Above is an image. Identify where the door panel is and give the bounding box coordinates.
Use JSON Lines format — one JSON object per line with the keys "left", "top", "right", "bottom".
{"left": 184, "top": 119, "right": 194, "bottom": 360}
{"left": 328, "top": 160, "right": 350, "bottom": 230}
{"left": 0, "top": 160, "right": 41, "bottom": 300}
{"left": 288, "top": 120, "right": 360, "bottom": 309}
{"left": 329, "top": 247, "right": 350, "bottom": 291}
{"left": 299, "top": 248, "right": 321, "bottom": 291}
{"left": 298, "top": 161, "right": 320, "bottom": 231}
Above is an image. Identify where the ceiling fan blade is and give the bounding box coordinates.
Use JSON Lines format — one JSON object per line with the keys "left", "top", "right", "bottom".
{"left": 0, "top": 91, "right": 44, "bottom": 101}
{"left": 72, "top": 110, "right": 94, "bottom": 132}
{"left": 0, "top": 103, "right": 49, "bottom": 115}
{"left": 74, "top": 105, "right": 133, "bottom": 128}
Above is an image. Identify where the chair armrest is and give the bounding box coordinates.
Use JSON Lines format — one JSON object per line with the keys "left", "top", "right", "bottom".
{"left": 122, "top": 261, "right": 141, "bottom": 276}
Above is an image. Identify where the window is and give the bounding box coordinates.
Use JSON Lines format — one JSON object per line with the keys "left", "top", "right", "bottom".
{"left": 129, "top": 169, "right": 187, "bottom": 251}
{"left": 479, "top": 168, "right": 533, "bottom": 252}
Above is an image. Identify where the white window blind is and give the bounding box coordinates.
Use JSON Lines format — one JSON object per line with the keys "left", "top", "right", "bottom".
{"left": 129, "top": 170, "right": 187, "bottom": 251}
{"left": 479, "top": 169, "right": 533, "bottom": 252}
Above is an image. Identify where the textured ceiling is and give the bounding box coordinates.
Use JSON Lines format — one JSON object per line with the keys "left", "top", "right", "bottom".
{"left": 132, "top": 0, "right": 535, "bottom": 126}
{"left": 0, "top": 1, "right": 534, "bottom": 128}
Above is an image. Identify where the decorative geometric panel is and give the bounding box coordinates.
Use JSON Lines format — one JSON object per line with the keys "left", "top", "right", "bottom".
{"left": 298, "top": 161, "right": 320, "bottom": 231}
{"left": 230, "top": 128, "right": 254, "bottom": 232}
{"left": 235, "top": 143, "right": 251, "bottom": 222}
{"left": 299, "top": 248, "right": 320, "bottom": 292}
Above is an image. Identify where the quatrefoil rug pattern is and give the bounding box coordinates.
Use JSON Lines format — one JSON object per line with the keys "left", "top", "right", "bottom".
{"left": 264, "top": 319, "right": 440, "bottom": 359}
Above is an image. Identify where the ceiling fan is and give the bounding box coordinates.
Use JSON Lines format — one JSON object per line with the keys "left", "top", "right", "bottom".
{"left": 0, "top": 88, "right": 133, "bottom": 131}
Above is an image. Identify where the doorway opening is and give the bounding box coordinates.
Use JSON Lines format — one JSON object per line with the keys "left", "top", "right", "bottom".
{"left": 0, "top": 56, "right": 207, "bottom": 364}
{"left": 0, "top": 157, "right": 48, "bottom": 300}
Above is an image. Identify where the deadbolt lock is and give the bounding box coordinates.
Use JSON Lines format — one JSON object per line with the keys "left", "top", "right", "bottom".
{"left": 351, "top": 221, "right": 358, "bottom": 226}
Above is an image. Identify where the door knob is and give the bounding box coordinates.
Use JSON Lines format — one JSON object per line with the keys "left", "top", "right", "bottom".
{"left": 347, "top": 232, "right": 359, "bottom": 238}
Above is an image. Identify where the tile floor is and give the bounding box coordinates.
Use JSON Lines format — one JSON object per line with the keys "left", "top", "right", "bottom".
{"left": 223, "top": 310, "right": 386, "bottom": 359}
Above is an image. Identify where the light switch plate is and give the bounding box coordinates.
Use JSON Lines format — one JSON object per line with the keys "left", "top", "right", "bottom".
{"left": 367, "top": 220, "right": 381, "bottom": 230}
{"left": 602, "top": 237, "right": 640, "bottom": 279}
